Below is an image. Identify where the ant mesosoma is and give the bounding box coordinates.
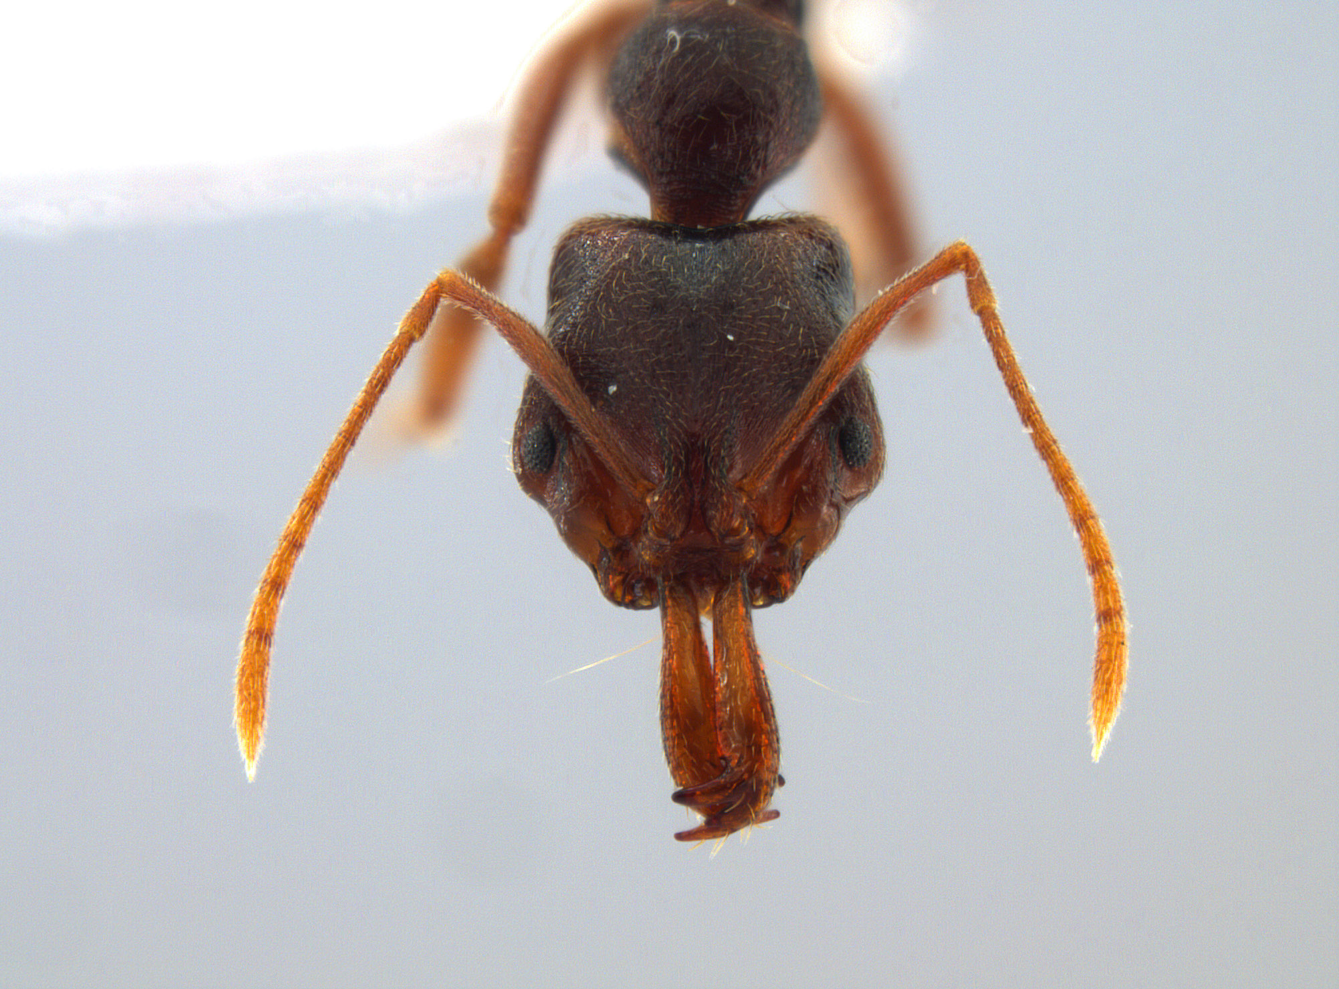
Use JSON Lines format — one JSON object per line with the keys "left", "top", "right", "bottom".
{"left": 235, "top": 0, "right": 1127, "bottom": 842}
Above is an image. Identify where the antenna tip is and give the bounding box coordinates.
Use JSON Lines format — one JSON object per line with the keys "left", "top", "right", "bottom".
{"left": 1090, "top": 712, "right": 1116, "bottom": 763}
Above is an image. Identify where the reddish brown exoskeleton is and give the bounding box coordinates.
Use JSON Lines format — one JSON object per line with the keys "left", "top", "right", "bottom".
{"left": 235, "top": 0, "right": 1127, "bottom": 842}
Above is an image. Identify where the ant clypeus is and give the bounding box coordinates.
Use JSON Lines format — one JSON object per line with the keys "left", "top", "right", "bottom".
{"left": 235, "top": 0, "right": 1127, "bottom": 842}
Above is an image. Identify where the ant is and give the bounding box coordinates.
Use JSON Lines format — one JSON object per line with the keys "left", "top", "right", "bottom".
{"left": 235, "top": 0, "right": 1127, "bottom": 842}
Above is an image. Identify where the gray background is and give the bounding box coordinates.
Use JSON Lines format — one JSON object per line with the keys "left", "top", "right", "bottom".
{"left": 1, "top": 1, "right": 1334, "bottom": 986}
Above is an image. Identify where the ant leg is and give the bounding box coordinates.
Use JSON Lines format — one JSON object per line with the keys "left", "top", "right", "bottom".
{"left": 236, "top": 268, "right": 650, "bottom": 779}
{"left": 741, "top": 242, "right": 1128, "bottom": 758}
{"left": 814, "top": 69, "right": 932, "bottom": 337}
{"left": 410, "top": 0, "right": 648, "bottom": 432}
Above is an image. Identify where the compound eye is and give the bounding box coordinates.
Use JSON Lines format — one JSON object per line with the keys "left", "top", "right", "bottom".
{"left": 836, "top": 416, "right": 874, "bottom": 470}
{"left": 518, "top": 420, "right": 559, "bottom": 475}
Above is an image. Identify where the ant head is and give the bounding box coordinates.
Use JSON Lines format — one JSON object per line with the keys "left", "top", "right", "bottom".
{"left": 511, "top": 216, "right": 884, "bottom": 612}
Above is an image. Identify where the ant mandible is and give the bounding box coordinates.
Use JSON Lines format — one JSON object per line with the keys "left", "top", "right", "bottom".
{"left": 235, "top": 0, "right": 1127, "bottom": 842}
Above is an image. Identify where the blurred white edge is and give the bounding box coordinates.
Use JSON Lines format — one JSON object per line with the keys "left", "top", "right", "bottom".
{"left": 0, "top": 0, "right": 916, "bottom": 238}
{"left": 0, "top": 122, "right": 510, "bottom": 239}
